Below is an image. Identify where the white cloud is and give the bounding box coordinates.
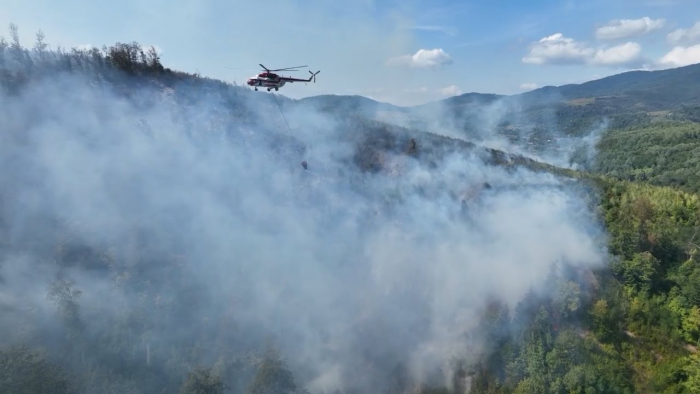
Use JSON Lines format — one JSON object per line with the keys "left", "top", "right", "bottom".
{"left": 667, "top": 21, "right": 700, "bottom": 45}
{"left": 519, "top": 83, "right": 538, "bottom": 91}
{"left": 658, "top": 21, "right": 700, "bottom": 68}
{"left": 387, "top": 48, "right": 454, "bottom": 68}
{"left": 523, "top": 33, "right": 643, "bottom": 67}
{"left": 590, "top": 42, "right": 642, "bottom": 66}
{"left": 522, "top": 33, "right": 595, "bottom": 65}
{"left": 439, "top": 85, "right": 462, "bottom": 96}
{"left": 658, "top": 44, "right": 700, "bottom": 67}
{"left": 595, "top": 17, "right": 665, "bottom": 40}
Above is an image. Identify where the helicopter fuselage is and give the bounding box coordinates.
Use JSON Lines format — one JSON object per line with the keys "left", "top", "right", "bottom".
{"left": 246, "top": 74, "right": 287, "bottom": 90}
{"left": 246, "top": 67, "right": 319, "bottom": 91}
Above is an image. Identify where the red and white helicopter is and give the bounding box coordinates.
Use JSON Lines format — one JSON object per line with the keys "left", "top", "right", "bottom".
{"left": 247, "top": 64, "right": 320, "bottom": 92}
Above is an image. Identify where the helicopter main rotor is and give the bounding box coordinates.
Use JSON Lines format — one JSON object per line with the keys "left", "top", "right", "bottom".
{"left": 259, "top": 64, "right": 308, "bottom": 73}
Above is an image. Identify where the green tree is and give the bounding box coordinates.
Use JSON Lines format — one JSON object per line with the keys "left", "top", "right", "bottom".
{"left": 684, "top": 354, "right": 700, "bottom": 393}
{"left": 590, "top": 299, "right": 615, "bottom": 342}
{"left": 248, "top": 348, "right": 297, "bottom": 394}
{"left": 620, "top": 252, "right": 660, "bottom": 294}
{"left": 180, "top": 366, "right": 225, "bottom": 394}
{"left": 47, "top": 278, "right": 84, "bottom": 342}
{"left": 0, "top": 345, "right": 74, "bottom": 394}
{"left": 682, "top": 306, "right": 700, "bottom": 344}
{"left": 512, "top": 376, "right": 547, "bottom": 394}
{"left": 553, "top": 280, "right": 582, "bottom": 321}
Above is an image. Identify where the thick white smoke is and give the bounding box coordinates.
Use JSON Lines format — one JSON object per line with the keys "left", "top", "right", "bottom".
{"left": 0, "top": 69, "right": 608, "bottom": 393}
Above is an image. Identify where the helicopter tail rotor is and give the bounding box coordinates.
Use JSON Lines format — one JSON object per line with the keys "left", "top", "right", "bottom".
{"left": 308, "top": 70, "right": 320, "bottom": 83}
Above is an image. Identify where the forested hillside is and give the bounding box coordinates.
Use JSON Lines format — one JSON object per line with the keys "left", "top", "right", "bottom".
{"left": 467, "top": 178, "right": 700, "bottom": 394}
{"left": 594, "top": 122, "right": 700, "bottom": 193}
{"left": 414, "top": 62, "right": 700, "bottom": 170}
{"left": 1, "top": 24, "right": 700, "bottom": 394}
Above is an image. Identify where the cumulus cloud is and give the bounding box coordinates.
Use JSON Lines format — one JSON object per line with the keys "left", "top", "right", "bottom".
{"left": 658, "top": 44, "right": 700, "bottom": 67}
{"left": 523, "top": 33, "right": 643, "bottom": 67}
{"left": 595, "top": 17, "right": 665, "bottom": 40}
{"left": 590, "top": 42, "right": 643, "bottom": 66}
{"left": 519, "top": 83, "right": 538, "bottom": 91}
{"left": 439, "top": 85, "right": 462, "bottom": 96}
{"left": 522, "top": 33, "right": 595, "bottom": 65}
{"left": 667, "top": 21, "right": 700, "bottom": 45}
{"left": 387, "top": 48, "right": 454, "bottom": 68}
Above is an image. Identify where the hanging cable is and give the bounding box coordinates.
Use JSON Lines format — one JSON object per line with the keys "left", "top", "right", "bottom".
{"left": 270, "top": 92, "right": 307, "bottom": 175}
{"left": 271, "top": 93, "right": 293, "bottom": 137}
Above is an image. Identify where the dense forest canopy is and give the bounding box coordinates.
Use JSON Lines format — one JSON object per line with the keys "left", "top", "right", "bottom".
{"left": 1, "top": 24, "right": 700, "bottom": 394}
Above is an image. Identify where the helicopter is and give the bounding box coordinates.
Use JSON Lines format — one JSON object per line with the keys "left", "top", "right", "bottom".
{"left": 247, "top": 64, "right": 320, "bottom": 91}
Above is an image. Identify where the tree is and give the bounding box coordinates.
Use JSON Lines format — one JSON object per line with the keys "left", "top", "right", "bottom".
{"left": 512, "top": 376, "right": 547, "bottom": 394}
{"left": 33, "top": 29, "right": 48, "bottom": 62}
{"left": 247, "top": 348, "right": 297, "bottom": 394}
{"left": 180, "top": 366, "right": 225, "bottom": 394}
{"left": 0, "top": 36, "right": 7, "bottom": 66}
{"left": 590, "top": 299, "right": 613, "bottom": 341}
{"left": 33, "top": 30, "right": 47, "bottom": 52}
{"left": 620, "top": 252, "right": 660, "bottom": 294}
{"left": 145, "top": 45, "right": 164, "bottom": 73}
{"left": 0, "top": 345, "right": 74, "bottom": 394}
{"left": 683, "top": 354, "right": 700, "bottom": 393}
{"left": 47, "top": 278, "right": 86, "bottom": 367}
{"left": 47, "top": 278, "right": 84, "bottom": 338}
{"left": 682, "top": 306, "right": 700, "bottom": 344}
{"left": 9, "top": 23, "right": 20, "bottom": 50}
{"left": 553, "top": 280, "right": 582, "bottom": 321}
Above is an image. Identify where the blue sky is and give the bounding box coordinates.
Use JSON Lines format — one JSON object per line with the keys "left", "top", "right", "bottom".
{"left": 2, "top": 0, "right": 700, "bottom": 106}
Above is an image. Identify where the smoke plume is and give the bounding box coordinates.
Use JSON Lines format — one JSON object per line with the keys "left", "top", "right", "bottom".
{"left": 0, "top": 63, "right": 607, "bottom": 393}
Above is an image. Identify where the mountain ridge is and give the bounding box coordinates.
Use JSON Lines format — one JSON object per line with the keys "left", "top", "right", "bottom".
{"left": 293, "top": 62, "right": 700, "bottom": 110}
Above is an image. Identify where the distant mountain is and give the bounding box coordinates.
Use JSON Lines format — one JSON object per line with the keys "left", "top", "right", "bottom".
{"left": 412, "top": 92, "right": 505, "bottom": 111}
{"left": 296, "top": 94, "right": 402, "bottom": 116}
{"left": 415, "top": 62, "right": 700, "bottom": 110}
{"left": 294, "top": 63, "right": 700, "bottom": 151}
{"left": 297, "top": 63, "right": 700, "bottom": 112}
{"left": 518, "top": 63, "right": 700, "bottom": 107}
{"left": 287, "top": 63, "right": 699, "bottom": 163}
